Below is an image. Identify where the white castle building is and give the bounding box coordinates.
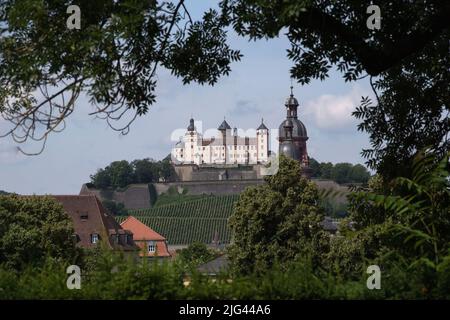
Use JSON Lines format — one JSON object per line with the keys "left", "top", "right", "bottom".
{"left": 172, "top": 118, "right": 270, "bottom": 165}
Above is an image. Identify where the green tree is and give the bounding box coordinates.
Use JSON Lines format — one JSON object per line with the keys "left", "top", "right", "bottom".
{"left": 308, "top": 157, "right": 321, "bottom": 178}
{"left": 132, "top": 158, "right": 156, "bottom": 184}
{"left": 91, "top": 160, "right": 134, "bottom": 189}
{"left": 176, "top": 242, "right": 218, "bottom": 268}
{"left": 228, "top": 156, "right": 329, "bottom": 275}
{"left": 158, "top": 158, "right": 175, "bottom": 182}
{"left": 332, "top": 162, "right": 352, "bottom": 184}
{"left": 90, "top": 168, "right": 111, "bottom": 189}
{"left": 349, "top": 164, "right": 371, "bottom": 184}
{"left": 329, "top": 150, "right": 450, "bottom": 283}
{"left": 108, "top": 161, "right": 134, "bottom": 189}
{"left": 0, "top": 195, "right": 79, "bottom": 271}
{"left": 319, "top": 162, "right": 333, "bottom": 180}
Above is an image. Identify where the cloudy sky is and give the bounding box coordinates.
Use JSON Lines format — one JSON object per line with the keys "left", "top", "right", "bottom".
{"left": 0, "top": 1, "right": 373, "bottom": 195}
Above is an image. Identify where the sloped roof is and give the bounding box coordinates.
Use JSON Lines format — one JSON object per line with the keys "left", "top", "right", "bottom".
{"left": 218, "top": 119, "right": 231, "bottom": 130}
{"left": 120, "top": 216, "right": 166, "bottom": 241}
{"left": 257, "top": 122, "right": 268, "bottom": 130}
{"left": 197, "top": 254, "right": 229, "bottom": 275}
{"left": 52, "top": 195, "right": 138, "bottom": 251}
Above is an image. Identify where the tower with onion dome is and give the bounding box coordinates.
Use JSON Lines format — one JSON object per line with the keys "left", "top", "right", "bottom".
{"left": 278, "top": 86, "right": 310, "bottom": 172}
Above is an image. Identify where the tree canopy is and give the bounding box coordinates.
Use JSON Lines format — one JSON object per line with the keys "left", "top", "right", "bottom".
{"left": 0, "top": 195, "right": 79, "bottom": 271}
{"left": 228, "top": 156, "right": 329, "bottom": 275}
{"left": 309, "top": 158, "right": 371, "bottom": 184}
{"left": 90, "top": 157, "right": 174, "bottom": 189}
{"left": 0, "top": 0, "right": 241, "bottom": 154}
{"left": 176, "top": 242, "right": 218, "bottom": 268}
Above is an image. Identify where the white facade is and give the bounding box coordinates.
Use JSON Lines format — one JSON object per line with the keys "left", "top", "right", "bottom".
{"left": 172, "top": 119, "right": 270, "bottom": 165}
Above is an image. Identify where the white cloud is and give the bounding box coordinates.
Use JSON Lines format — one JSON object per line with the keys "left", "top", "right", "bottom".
{"left": 304, "top": 85, "right": 369, "bottom": 132}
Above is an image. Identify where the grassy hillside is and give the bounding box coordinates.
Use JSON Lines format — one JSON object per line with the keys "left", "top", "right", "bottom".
{"left": 115, "top": 195, "right": 239, "bottom": 245}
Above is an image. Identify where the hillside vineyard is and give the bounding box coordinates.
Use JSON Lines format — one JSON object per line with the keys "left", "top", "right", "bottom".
{"left": 115, "top": 195, "right": 239, "bottom": 245}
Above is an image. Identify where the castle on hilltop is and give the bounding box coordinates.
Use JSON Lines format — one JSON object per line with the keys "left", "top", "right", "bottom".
{"left": 80, "top": 87, "right": 314, "bottom": 211}
{"left": 171, "top": 86, "right": 309, "bottom": 168}
{"left": 172, "top": 117, "right": 270, "bottom": 165}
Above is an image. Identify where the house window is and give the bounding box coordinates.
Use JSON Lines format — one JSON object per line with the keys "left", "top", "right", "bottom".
{"left": 148, "top": 241, "right": 156, "bottom": 253}
{"left": 80, "top": 212, "right": 88, "bottom": 220}
{"left": 91, "top": 233, "right": 99, "bottom": 244}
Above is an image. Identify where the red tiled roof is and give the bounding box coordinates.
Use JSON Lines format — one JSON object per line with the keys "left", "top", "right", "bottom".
{"left": 120, "top": 216, "right": 166, "bottom": 241}
{"left": 120, "top": 216, "right": 171, "bottom": 257}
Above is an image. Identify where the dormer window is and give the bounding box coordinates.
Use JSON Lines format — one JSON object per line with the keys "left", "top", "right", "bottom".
{"left": 148, "top": 241, "right": 156, "bottom": 253}
{"left": 80, "top": 212, "right": 88, "bottom": 220}
{"left": 91, "top": 233, "right": 99, "bottom": 244}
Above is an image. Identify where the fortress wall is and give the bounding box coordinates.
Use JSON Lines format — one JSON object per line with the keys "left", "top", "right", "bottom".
{"left": 80, "top": 176, "right": 348, "bottom": 211}
{"left": 154, "top": 180, "right": 265, "bottom": 196}
{"left": 80, "top": 184, "right": 151, "bottom": 210}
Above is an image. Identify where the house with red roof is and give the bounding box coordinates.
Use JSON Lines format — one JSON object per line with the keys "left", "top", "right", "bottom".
{"left": 52, "top": 195, "right": 139, "bottom": 254}
{"left": 120, "top": 216, "right": 171, "bottom": 259}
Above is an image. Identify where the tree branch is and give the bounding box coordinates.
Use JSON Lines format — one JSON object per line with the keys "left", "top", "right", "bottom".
{"left": 291, "top": 4, "right": 450, "bottom": 75}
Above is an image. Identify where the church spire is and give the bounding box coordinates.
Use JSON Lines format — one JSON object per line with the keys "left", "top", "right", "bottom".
{"left": 285, "top": 84, "right": 299, "bottom": 118}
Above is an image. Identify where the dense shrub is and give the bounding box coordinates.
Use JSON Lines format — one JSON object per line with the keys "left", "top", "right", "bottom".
{"left": 0, "top": 195, "right": 80, "bottom": 271}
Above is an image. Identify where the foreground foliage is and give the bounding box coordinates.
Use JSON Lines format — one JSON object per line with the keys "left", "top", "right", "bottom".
{"left": 0, "top": 195, "right": 79, "bottom": 271}
{"left": 228, "top": 156, "right": 329, "bottom": 275}
{"left": 0, "top": 248, "right": 448, "bottom": 299}
{"left": 328, "top": 150, "right": 450, "bottom": 297}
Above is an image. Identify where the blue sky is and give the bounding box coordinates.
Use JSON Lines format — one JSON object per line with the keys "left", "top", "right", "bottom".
{"left": 0, "top": 1, "right": 373, "bottom": 195}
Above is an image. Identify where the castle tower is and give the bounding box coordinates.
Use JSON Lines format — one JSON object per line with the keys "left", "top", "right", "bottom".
{"left": 256, "top": 118, "right": 269, "bottom": 163}
{"left": 218, "top": 118, "right": 231, "bottom": 164}
{"left": 184, "top": 118, "right": 202, "bottom": 164}
{"left": 278, "top": 86, "right": 310, "bottom": 171}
